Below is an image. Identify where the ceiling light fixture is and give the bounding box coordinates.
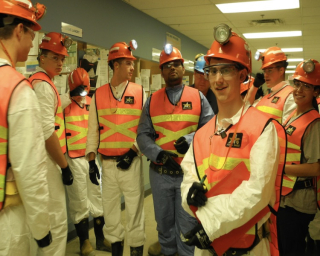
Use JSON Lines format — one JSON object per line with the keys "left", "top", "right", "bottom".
{"left": 243, "top": 31, "right": 301, "bottom": 39}
{"left": 257, "top": 48, "right": 303, "bottom": 52}
{"left": 287, "top": 58, "right": 304, "bottom": 62}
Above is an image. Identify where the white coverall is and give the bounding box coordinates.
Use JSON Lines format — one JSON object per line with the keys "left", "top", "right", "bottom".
{"left": 85, "top": 81, "right": 146, "bottom": 247}
{"left": 31, "top": 67, "right": 67, "bottom": 256}
{"left": 181, "top": 104, "right": 280, "bottom": 256}
{"left": 0, "top": 60, "right": 50, "bottom": 256}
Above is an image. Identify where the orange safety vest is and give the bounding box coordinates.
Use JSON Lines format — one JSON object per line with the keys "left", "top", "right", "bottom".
{"left": 29, "top": 72, "right": 66, "bottom": 154}
{"left": 95, "top": 82, "right": 143, "bottom": 156}
{"left": 149, "top": 86, "right": 201, "bottom": 165}
{"left": 256, "top": 84, "right": 293, "bottom": 123}
{"left": 282, "top": 110, "right": 320, "bottom": 205}
{"left": 192, "top": 107, "right": 286, "bottom": 256}
{"left": 64, "top": 96, "right": 91, "bottom": 158}
{"left": 0, "top": 65, "right": 31, "bottom": 210}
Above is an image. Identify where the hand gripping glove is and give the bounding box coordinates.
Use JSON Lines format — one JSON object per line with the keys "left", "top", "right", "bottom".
{"left": 156, "top": 150, "right": 181, "bottom": 171}
{"left": 184, "top": 223, "right": 214, "bottom": 251}
{"left": 187, "top": 182, "right": 208, "bottom": 207}
{"left": 116, "top": 149, "right": 137, "bottom": 170}
{"left": 35, "top": 231, "right": 52, "bottom": 248}
{"left": 174, "top": 136, "right": 189, "bottom": 154}
{"left": 89, "top": 160, "right": 100, "bottom": 186}
{"left": 70, "top": 85, "right": 86, "bottom": 97}
{"left": 253, "top": 73, "right": 265, "bottom": 88}
{"left": 61, "top": 165, "right": 74, "bottom": 186}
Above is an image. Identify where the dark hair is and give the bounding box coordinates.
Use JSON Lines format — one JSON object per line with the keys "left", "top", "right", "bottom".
{"left": 276, "top": 60, "right": 289, "bottom": 69}
{"left": 312, "top": 86, "right": 320, "bottom": 111}
{"left": 37, "top": 49, "right": 51, "bottom": 64}
{"left": 108, "top": 58, "right": 125, "bottom": 70}
{"left": 0, "top": 15, "right": 33, "bottom": 40}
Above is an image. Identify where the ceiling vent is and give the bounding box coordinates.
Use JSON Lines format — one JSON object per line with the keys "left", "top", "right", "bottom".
{"left": 250, "top": 19, "right": 284, "bottom": 26}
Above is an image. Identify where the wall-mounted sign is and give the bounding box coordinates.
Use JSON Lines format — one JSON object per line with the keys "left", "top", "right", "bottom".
{"left": 166, "top": 32, "right": 181, "bottom": 50}
{"left": 61, "top": 22, "right": 82, "bottom": 38}
{"left": 152, "top": 48, "right": 161, "bottom": 62}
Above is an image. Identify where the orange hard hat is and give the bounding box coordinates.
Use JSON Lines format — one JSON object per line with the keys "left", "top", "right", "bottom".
{"left": 292, "top": 59, "right": 320, "bottom": 86}
{"left": 39, "top": 32, "right": 71, "bottom": 56}
{"left": 108, "top": 40, "right": 137, "bottom": 62}
{"left": 159, "top": 44, "right": 184, "bottom": 68}
{"left": 204, "top": 32, "right": 251, "bottom": 73}
{"left": 0, "top": 0, "right": 46, "bottom": 31}
{"left": 259, "top": 46, "right": 287, "bottom": 69}
{"left": 240, "top": 76, "right": 255, "bottom": 94}
{"left": 68, "top": 68, "right": 90, "bottom": 93}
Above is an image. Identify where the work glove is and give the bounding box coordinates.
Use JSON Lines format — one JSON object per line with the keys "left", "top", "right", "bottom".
{"left": 174, "top": 136, "right": 189, "bottom": 154}
{"left": 89, "top": 160, "right": 100, "bottom": 186}
{"left": 253, "top": 73, "right": 265, "bottom": 88}
{"left": 61, "top": 165, "right": 74, "bottom": 186}
{"left": 156, "top": 150, "right": 181, "bottom": 171}
{"left": 184, "top": 223, "right": 214, "bottom": 251}
{"left": 187, "top": 182, "right": 208, "bottom": 207}
{"left": 70, "top": 85, "right": 86, "bottom": 97}
{"left": 35, "top": 231, "right": 52, "bottom": 248}
{"left": 116, "top": 148, "right": 137, "bottom": 170}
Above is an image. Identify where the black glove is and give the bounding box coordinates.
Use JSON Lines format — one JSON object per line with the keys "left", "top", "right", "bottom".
{"left": 61, "top": 165, "right": 73, "bottom": 186}
{"left": 184, "top": 223, "right": 213, "bottom": 251}
{"left": 187, "top": 182, "right": 208, "bottom": 207}
{"left": 35, "top": 231, "right": 52, "bottom": 248}
{"left": 70, "top": 85, "right": 86, "bottom": 97}
{"left": 89, "top": 160, "right": 100, "bottom": 186}
{"left": 174, "top": 136, "right": 189, "bottom": 154}
{"left": 253, "top": 73, "right": 265, "bottom": 88}
{"left": 116, "top": 148, "right": 137, "bottom": 170}
{"left": 156, "top": 150, "right": 181, "bottom": 171}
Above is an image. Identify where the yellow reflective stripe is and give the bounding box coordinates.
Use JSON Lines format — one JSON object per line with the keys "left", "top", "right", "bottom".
{"left": 166, "top": 149, "right": 184, "bottom": 158}
{"left": 98, "top": 108, "right": 142, "bottom": 116}
{"left": 247, "top": 225, "right": 255, "bottom": 235}
{"left": 0, "top": 126, "right": 7, "bottom": 140}
{"left": 60, "top": 137, "right": 66, "bottom": 147}
{"left": 0, "top": 174, "right": 5, "bottom": 202}
{"left": 56, "top": 106, "right": 63, "bottom": 114}
{"left": 256, "top": 106, "right": 282, "bottom": 119}
{"left": 65, "top": 115, "right": 88, "bottom": 123}
{"left": 99, "top": 118, "right": 138, "bottom": 140}
{"left": 286, "top": 153, "right": 301, "bottom": 162}
{"left": 282, "top": 175, "right": 297, "bottom": 188}
{"left": 55, "top": 115, "right": 65, "bottom": 139}
{"left": 287, "top": 141, "right": 300, "bottom": 151}
{"left": 151, "top": 114, "right": 200, "bottom": 124}
{"left": 66, "top": 124, "right": 88, "bottom": 145}
{"left": 99, "top": 141, "right": 134, "bottom": 149}
{"left": 154, "top": 124, "right": 198, "bottom": 146}
{"left": 0, "top": 142, "right": 7, "bottom": 155}
{"left": 68, "top": 143, "right": 86, "bottom": 151}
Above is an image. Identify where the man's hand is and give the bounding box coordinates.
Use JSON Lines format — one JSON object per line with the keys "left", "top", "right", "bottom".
{"left": 116, "top": 149, "right": 137, "bottom": 170}
{"left": 184, "top": 223, "right": 213, "bottom": 251}
{"left": 89, "top": 160, "right": 100, "bottom": 185}
{"left": 156, "top": 150, "right": 181, "bottom": 171}
{"left": 61, "top": 165, "right": 73, "bottom": 185}
{"left": 174, "top": 136, "right": 189, "bottom": 154}
{"left": 253, "top": 73, "right": 265, "bottom": 88}
{"left": 187, "top": 182, "right": 208, "bottom": 207}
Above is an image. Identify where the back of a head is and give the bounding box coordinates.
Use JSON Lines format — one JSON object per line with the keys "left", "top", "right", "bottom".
{"left": 68, "top": 67, "right": 90, "bottom": 93}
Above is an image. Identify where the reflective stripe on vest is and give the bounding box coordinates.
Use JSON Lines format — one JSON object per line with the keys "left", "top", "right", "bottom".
{"left": 95, "top": 82, "right": 143, "bottom": 156}
{"left": 256, "top": 85, "right": 293, "bottom": 123}
{"left": 149, "top": 86, "right": 201, "bottom": 164}
{"left": 29, "top": 72, "right": 66, "bottom": 153}
{"left": 192, "top": 107, "right": 286, "bottom": 255}
{"left": 0, "top": 65, "right": 30, "bottom": 210}
{"left": 64, "top": 96, "right": 91, "bottom": 158}
{"left": 282, "top": 109, "right": 320, "bottom": 197}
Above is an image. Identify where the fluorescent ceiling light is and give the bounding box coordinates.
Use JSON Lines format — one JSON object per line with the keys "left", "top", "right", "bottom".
{"left": 285, "top": 70, "right": 295, "bottom": 73}
{"left": 287, "top": 58, "right": 303, "bottom": 62}
{"left": 287, "top": 65, "right": 297, "bottom": 69}
{"left": 257, "top": 48, "right": 303, "bottom": 53}
{"left": 216, "top": 0, "right": 299, "bottom": 13}
{"left": 243, "top": 31, "right": 301, "bottom": 39}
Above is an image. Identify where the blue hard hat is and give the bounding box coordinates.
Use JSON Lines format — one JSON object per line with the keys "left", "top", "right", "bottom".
{"left": 194, "top": 55, "right": 206, "bottom": 73}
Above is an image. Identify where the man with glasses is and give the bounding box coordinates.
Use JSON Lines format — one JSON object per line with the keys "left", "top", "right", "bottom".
{"left": 180, "top": 25, "right": 285, "bottom": 256}
{"left": 191, "top": 53, "right": 218, "bottom": 114}
{"left": 137, "top": 44, "right": 213, "bottom": 256}
{"left": 247, "top": 46, "right": 296, "bottom": 124}
{"left": 29, "top": 32, "right": 74, "bottom": 256}
{"left": 86, "top": 41, "right": 146, "bottom": 256}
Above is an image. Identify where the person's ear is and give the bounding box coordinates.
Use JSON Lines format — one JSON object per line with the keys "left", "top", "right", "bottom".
{"left": 239, "top": 69, "right": 248, "bottom": 83}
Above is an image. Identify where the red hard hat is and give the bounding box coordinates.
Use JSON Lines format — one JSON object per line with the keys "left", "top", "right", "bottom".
{"left": 159, "top": 45, "right": 184, "bottom": 68}
{"left": 108, "top": 42, "right": 136, "bottom": 62}
{"left": 260, "top": 46, "right": 287, "bottom": 69}
{"left": 68, "top": 68, "right": 90, "bottom": 93}
{"left": 293, "top": 59, "right": 320, "bottom": 86}
{"left": 204, "top": 32, "right": 251, "bottom": 73}
{"left": 0, "top": 0, "right": 46, "bottom": 31}
{"left": 39, "top": 32, "right": 70, "bottom": 56}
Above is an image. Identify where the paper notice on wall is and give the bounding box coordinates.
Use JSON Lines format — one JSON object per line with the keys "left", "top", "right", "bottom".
{"left": 100, "top": 49, "right": 109, "bottom": 60}
{"left": 141, "top": 76, "right": 150, "bottom": 91}
{"left": 54, "top": 75, "right": 68, "bottom": 94}
{"left": 98, "top": 60, "right": 109, "bottom": 87}
{"left": 141, "top": 69, "right": 150, "bottom": 78}
{"left": 151, "top": 74, "right": 162, "bottom": 91}
{"left": 135, "top": 77, "right": 141, "bottom": 85}
{"left": 182, "top": 76, "right": 190, "bottom": 86}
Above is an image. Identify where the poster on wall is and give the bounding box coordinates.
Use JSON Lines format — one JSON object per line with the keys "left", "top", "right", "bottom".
{"left": 166, "top": 32, "right": 181, "bottom": 51}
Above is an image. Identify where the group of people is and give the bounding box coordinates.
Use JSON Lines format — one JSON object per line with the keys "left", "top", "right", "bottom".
{"left": 1, "top": 1, "right": 320, "bottom": 256}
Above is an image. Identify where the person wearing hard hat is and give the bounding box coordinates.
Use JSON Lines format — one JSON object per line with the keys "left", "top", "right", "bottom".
{"left": 86, "top": 40, "right": 146, "bottom": 256}
{"left": 277, "top": 59, "right": 320, "bottom": 256}
{"left": 137, "top": 44, "right": 213, "bottom": 256}
{"left": 29, "top": 32, "right": 74, "bottom": 256}
{"left": 62, "top": 67, "right": 111, "bottom": 255}
{"left": 180, "top": 24, "right": 286, "bottom": 256}
{"left": 247, "top": 46, "right": 296, "bottom": 124}
{"left": 0, "top": 0, "right": 52, "bottom": 255}
{"left": 191, "top": 53, "right": 218, "bottom": 114}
